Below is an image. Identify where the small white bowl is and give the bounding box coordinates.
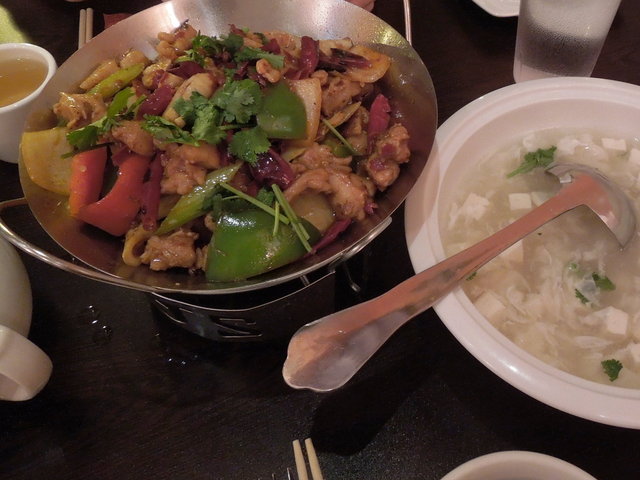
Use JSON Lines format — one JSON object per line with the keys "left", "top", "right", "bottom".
{"left": 405, "top": 77, "right": 640, "bottom": 429}
{"left": 441, "top": 451, "right": 596, "bottom": 480}
{"left": 0, "top": 43, "right": 57, "bottom": 163}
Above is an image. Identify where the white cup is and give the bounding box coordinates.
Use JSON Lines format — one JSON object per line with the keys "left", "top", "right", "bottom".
{"left": 513, "top": 0, "right": 621, "bottom": 83}
{"left": 0, "top": 238, "right": 52, "bottom": 400}
{"left": 0, "top": 43, "right": 57, "bottom": 163}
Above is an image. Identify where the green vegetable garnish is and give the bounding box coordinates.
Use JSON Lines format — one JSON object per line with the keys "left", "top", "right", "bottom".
{"left": 219, "top": 182, "right": 289, "bottom": 224}
{"left": 234, "top": 46, "right": 284, "bottom": 69}
{"left": 155, "top": 163, "right": 242, "bottom": 235}
{"left": 507, "top": 146, "right": 557, "bottom": 178}
{"left": 575, "top": 289, "right": 589, "bottom": 304}
{"left": 272, "top": 184, "right": 312, "bottom": 252}
{"left": 592, "top": 273, "right": 615, "bottom": 291}
{"left": 87, "top": 63, "right": 144, "bottom": 99}
{"left": 205, "top": 208, "right": 319, "bottom": 282}
{"left": 256, "top": 81, "right": 307, "bottom": 140}
{"left": 601, "top": 359, "right": 623, "bottom": 381}
{"left": 212, "top": 79, "right": 263, "bottom": 124}
{"left": 321, "top": 118, "right": 359, "bottom": 156}
{"left": 179, "top": 32, "right": 284, "bottom": 69}
{"left": 141, "top": 115, "right": 200, "bottom": 146}
{"left": 174, "top": 92, "right": 227, "bottom": 145}
{"left": 229, "top": 127, "right": 271, "bottom": 164}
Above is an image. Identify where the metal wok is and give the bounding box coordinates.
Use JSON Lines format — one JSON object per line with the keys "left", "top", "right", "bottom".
{"left": 5, "top": 0, "right": 437, "bottom": 295}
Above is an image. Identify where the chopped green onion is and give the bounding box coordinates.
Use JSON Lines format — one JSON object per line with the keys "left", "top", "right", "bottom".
{"left": 272, "top": 184, "right": 312, "bottom": 251}
{"left": 321, "top": 117, "right": 359, "bottom": 156}
{"left": 219, "top": 182, "right": 289, "bottom": 225}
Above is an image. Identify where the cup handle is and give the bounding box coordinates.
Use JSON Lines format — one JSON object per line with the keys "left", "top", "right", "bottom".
{"left": 0, "top": 325, "right": 52, "bottom": 401}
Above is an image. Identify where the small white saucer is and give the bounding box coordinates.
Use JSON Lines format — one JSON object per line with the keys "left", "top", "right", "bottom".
{"left": 471, "top": 0, "right": 520, "bottom": 17}
{"left": 441, "top": 451, "right": 597, "bottom": 480}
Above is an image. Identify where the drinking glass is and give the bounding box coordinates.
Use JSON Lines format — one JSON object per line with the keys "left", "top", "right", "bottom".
{"left": 513, "top": 0, "right": 621, "bottom": 83}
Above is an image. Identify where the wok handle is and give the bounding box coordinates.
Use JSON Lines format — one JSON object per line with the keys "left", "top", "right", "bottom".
{"left": 0, "top": 197, "right": 160, "bottom": 293}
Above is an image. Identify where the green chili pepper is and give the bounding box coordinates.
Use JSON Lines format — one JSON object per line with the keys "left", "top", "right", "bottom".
{"left": 155, "top": 163, "right": 242, "bottom": 235}
{"left": 256, "top": 81, "right": 307, "bottom": 139}
{"left": 205, "top": 208, "right": 320, "bottom": 282}
{"left": 87, "top": 63, "right": 145, "bottom": 99}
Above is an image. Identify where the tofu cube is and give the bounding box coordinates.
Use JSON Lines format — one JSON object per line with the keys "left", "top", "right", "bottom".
{"left": 556, "top": 136, "right": 582, "bottom": 156}
{"left": 509, "top": 193, "right": 532, "bottom": 210}
{"left": 601, "top": 137, "right": 627, "bottom": 152}
{"left": 599, "top": 306, "right": 629, "bottom": 337}
{"left": 461, "top": 192, "right": 490, "bottom": 221}
{"left": 474, "top": 291, "right": 505, "bottom": 321}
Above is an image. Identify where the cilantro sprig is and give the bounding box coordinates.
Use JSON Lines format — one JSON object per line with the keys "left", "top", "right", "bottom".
{"left": 142, "top": 79, "right": 271, "bottom": 164}
{"left": 601, "top": 359, "right": 623, "bottom": 381}
{"left": 212, "top": 79, "right": 263, "bottom": 124}
{"left": 179, "top": 32, "right": 283, "bottom": 68}
{"left": 572, "top": 264, "right": 616, "bottom": 306}
{"left": 507, "top": 146, "right": 557, "bottom": 178}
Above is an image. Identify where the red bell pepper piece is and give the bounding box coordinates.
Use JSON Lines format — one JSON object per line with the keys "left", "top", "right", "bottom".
{"left": 69, "top": 147, "right": 108, "bottom": 217}
{"left": 77, "top": 151, "right": 150, "bottom": 236}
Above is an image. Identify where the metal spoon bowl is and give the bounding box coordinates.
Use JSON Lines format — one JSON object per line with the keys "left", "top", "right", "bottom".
{"left": 282, "top": 162, "right": 637, "bottom": 392}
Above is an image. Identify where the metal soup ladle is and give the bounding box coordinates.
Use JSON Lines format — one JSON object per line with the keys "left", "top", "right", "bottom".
{"left": 282, "top": 162, "right": 637, "bottom": 392}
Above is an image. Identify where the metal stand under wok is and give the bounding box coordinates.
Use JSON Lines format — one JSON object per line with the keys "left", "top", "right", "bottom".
{"left": 149, "top": 253, "right": 371, "bottom": 343}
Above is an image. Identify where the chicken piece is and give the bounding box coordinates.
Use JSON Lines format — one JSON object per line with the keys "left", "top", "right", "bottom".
{"left": 160, "top": 151, "right": 208, "bottom": 196}
{"left": 110, "top": 120, "right": 155, "bottom": 157}
{"left": 162, "top": 73, "right": 217, "bottom": 127}
{"left": 256, "top": 58, "right": 282, "bottom": 83}
{"left": 292, "top": 143, "right": 352, "bottom": 174}
{"left": 310, "top": 69, "right": 329, "bottom": 86}
{"left": 284, "top": 168, "right": 332, "bottom": 202}
{"left": 284, "top": 168, "right": 373, "bottom": 221}
{"left": 327, "top": 170, "right": 374, "bottom": 220}
{"left": 119, "top": 49, "right": 151, "bottom": 69}
{"left": 53, "top": 93, "right": 107, "bottom": 129}
{"left": 79, "top": 59, "right": 119, "bottom": 91}
{"left": 363, "top": 124, "right": 411, "bottom": 190}
{"left": 321, "top": 73, "right": 366, "bottom": 117}
{"left": 142, "top": 57, "right": 172, "bottom": 89}
{"left": 165, "top": 142, "right": 222, "bottom": 170}
{"left": 140, "top": 229, "right": 199, "bottom": 271}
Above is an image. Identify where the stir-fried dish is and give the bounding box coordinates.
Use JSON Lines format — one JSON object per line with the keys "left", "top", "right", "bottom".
{"left": 21, "top": 23, "right": 411, "bottom": 282}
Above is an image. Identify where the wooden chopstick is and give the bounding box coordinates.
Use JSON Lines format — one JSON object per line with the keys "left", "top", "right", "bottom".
{"left": 78, "top": 7, "right": 94, "bottom": 49}
{"left": 292, "top": 439, "right": 324, "bottom": 480}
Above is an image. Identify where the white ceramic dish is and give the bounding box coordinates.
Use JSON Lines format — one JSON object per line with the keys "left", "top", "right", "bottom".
{"left": 405, "top": 77, "right": 640, "bottom": 429}
{"left": 441, "top": 451, "right": 597, "bottom": 480}
{"left": 471, "top": 0, "right": 519, "bottom": 17}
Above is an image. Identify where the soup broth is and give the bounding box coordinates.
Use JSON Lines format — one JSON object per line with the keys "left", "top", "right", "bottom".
{"left": 441, "top": 129, "right": 640, "bottom": 388}
{"left": 0, "top": 57, "right": 47, "bottom": 108}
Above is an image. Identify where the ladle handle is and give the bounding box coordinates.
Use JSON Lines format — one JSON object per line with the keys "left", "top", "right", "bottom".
{"left": 284, "top": 175, "right": 591, "bottom": 392}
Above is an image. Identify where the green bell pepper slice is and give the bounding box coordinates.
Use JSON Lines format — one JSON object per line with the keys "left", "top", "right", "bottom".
{"left": 155, "top": 163, "right": 241, "bottom": 235}
{"left": 256, "top": 81, "right": 307, "bottom": 139}
{"left": 87, "top": 63, "right": 145, "bottom": 99}
{"left": 205, "top": 208, "right": 320, "bottom": 282}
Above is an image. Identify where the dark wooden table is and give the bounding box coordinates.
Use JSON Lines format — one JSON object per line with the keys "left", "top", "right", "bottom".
{"left": 2, "top": 1, "right": 640, "bottom": 479}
